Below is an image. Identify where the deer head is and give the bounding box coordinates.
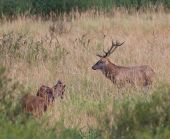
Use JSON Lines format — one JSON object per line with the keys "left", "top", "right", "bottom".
{"left": 53, "top": 80, "right": 66, "bottom": 99}
{"left": 92, "top": 40, "right": 125, "bottom": 70}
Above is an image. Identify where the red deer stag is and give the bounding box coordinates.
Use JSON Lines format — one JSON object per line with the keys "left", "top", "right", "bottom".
{"left": 92, "top": 41, "right": 155, "bottom": 88}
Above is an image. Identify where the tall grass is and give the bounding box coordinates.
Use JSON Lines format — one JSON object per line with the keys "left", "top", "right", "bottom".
{"left": 0, "top": 66, "right": 170, "bottom": 139}
{"left": 0, "top": 11, "right": 170, "bottom": 138}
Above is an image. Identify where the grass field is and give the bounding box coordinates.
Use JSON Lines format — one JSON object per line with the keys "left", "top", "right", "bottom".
{"left": 0, "top": 10, "right": 170, "bottom": 138}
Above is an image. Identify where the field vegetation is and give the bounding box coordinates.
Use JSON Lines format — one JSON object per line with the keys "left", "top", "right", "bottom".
{"left": 0, "top": 7, "right": 170, "bottom": 139}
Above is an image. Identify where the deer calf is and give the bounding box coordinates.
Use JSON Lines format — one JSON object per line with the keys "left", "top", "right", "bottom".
{"left": 36, "top": 80, "right": 66, "bottom": 105}
{"left": 21, "top": 94, "right": 48, "bottom": 117}
{"left": 22, "top": 80, "right": 66, "bottom": 116}
{"left": 92, "top": 41, "right": 155, "bottom": 88}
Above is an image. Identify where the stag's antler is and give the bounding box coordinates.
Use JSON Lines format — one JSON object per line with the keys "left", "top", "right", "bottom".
{"left": 97, "top": 40, "right": 125, "bottom": 58}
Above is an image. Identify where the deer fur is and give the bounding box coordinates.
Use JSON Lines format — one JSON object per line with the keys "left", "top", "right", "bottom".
{"left": 36, "top": 85, "right": 54, "bottom": 105}
{"left": 22, "top": 80, "right": 66, "bottom": 116}
{"left": 21, "top": 94, "right": 48, "bottom": 117}
{"left": 36, "top": 80, "right": 66, "bottom": 105}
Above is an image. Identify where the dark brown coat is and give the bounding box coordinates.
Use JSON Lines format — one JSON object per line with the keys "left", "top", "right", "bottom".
{"left": 36, "top": 80, "right": 66, "bottom": 104}
{"left": 21, "top": 94, "right": 48, "bottom": 116}
{"left": 36, "top": 85, "right": 54, "bottom": 105}
{"left": 21, "top": 81, "right": 65, "bottom": 116}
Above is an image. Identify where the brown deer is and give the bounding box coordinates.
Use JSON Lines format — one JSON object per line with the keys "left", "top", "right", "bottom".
{"left": 21, "top": 94, "right": 48, "bottom": 117}
{"left": 92, "top": 41, "right": 155, "bottom": 88}
{"left": 22, "top": 80, "right": 66, "bottom": 116}
{"left": 36, "top": 80, "right": 66, "bottom": 105}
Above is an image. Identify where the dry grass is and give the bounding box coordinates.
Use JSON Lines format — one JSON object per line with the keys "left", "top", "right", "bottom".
{"left": 0, "top": 11, "right": 170, "bottom": 129}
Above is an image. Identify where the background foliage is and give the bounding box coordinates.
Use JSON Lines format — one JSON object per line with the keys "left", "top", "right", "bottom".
{"left": 0, "top": 0, "right": 170, "bottom": 17}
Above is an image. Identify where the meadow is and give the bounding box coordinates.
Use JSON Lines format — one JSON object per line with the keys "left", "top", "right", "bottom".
{"left": 0, "top": 10, "right": 170, "bottom": 139}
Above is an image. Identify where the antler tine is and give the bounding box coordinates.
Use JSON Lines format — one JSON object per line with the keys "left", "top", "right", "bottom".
{"left": 97, "top": 40, "right": 125, "bottom": 58}
{"left": 109, "top": 40, "right": 125, "bottom": 54}
{"left": 97, "top": 44, "right": 107, "bottom": 58}
{"left": 96, "top": 54, "right": 103, "bottom": 58}
{"left": 102, "top": 46, "right": 107, "bottom": 54}
{"left": 116, "top": 41, "right": 125, "bottom": 46}
{"left": 97, "top": 50, "right": 107, "bottom": 58}
{"left": 103, "top": 40, "right": 118, "bottom": 57}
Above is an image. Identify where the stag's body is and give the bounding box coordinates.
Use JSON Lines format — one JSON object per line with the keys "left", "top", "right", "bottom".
{"left": 92, "top": 41, "right": 155, "bottom": 88}
{"left": 93, "top": 58, "right": 155, "bottom": 87}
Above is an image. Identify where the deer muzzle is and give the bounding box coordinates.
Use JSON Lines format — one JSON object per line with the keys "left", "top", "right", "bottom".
{"left": 92, "top": 65, "right": 97, "bottom": 70}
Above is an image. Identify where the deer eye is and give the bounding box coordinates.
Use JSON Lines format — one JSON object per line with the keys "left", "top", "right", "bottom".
{"left": 97, "top": 61, "right": 101, "bottom": 64}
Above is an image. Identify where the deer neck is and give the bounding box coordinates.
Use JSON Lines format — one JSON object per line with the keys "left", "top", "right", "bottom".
{"left": 102, "top": 62, "right": 118, "bottom": 81}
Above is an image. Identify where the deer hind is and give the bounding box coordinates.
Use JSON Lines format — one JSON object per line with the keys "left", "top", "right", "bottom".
{"left": 36, "top": 80, "right": 66, "bottom": 105}
{"left": 92, "top": 40, "right": 155, "bottom": 88}
{"left": 21, "top": 94, "right": 48, "bottom": 117}
{"left": 22, "top": 80, "right": 66, "bottom": 117}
